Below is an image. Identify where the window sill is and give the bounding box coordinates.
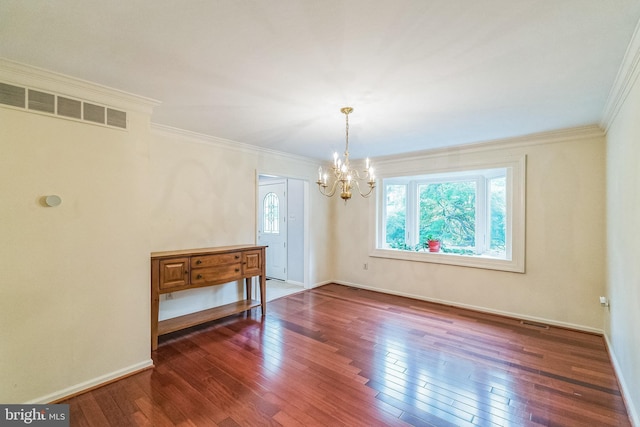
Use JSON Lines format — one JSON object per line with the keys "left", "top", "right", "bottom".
{"left": 370, "top": 248, "right": 525, "bottom": 273}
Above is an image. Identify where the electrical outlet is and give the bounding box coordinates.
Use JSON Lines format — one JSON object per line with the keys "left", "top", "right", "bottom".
{"left": 363, "top": 263, "right": 368, "bottom": 270}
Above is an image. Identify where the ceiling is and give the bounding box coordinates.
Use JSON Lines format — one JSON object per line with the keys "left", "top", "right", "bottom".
{"left": 1, "top": 1, "right": 639, "bottom": 160}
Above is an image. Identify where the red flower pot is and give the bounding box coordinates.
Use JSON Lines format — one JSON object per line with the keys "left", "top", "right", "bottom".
{"left": 428, "top": 240, "right": 441, "bottom": 252}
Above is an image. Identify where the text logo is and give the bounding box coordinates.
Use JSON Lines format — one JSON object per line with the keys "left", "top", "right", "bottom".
{"left": 0, "top": 405, "right": 69, "bottom": 426}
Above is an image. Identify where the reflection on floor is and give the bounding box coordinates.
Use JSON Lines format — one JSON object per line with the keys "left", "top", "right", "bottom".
{"left": 266, "top": 279, "right": 305, "bottom": 301}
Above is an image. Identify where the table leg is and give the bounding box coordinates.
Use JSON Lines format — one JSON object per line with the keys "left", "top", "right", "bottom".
{"left": 259, "top": 274, "right": 266, "bottom": 315}
{"left": 245, "top": 277, "right": 251, "bottom": 300}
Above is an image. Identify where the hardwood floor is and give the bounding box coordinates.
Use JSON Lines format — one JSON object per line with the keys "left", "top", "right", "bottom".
{"left": 63, "top": 284, "right": 630, "bottom": 426}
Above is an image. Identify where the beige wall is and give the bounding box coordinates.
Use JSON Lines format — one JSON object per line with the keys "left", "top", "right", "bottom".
{"left": 0, "top": 105, "right": 153, "bottom": 403}
{"left": 332, "top": 130, "right": 607, "bottom": 331}
{"left": 605, "top": 67, "right": 640, "bottom": 423}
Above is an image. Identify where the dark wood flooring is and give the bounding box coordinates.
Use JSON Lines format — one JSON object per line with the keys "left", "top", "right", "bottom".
{"left": 63, "top": 284, "right": 630, "bottom": 426}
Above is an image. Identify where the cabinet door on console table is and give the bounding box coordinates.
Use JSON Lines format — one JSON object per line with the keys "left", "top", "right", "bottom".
{"left": 242, "top": 250, "right": 263, "bottom": 276}
{"left": 151, "top": 245, "right": 267, "bottom": 351}
{"left": 159, "top": 258, "right": 189, "bottom": 290}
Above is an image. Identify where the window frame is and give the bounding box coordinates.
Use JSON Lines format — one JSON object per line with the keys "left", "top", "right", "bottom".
{"left": 371, "top": 154, "right": 526, "bottom": 273}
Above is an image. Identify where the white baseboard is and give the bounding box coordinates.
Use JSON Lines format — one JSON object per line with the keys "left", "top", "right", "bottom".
{"left": 285, "top": 280, "right": 305, "bottom": 287}
{"left": 310, "top": 280, "right": 333, "bottom": 289}
{"left": 604, "top": 334, "right": 639, "bottom": 427}
{"left": 27, "top": 359, "right": 154, "bottom": 404}
{"left": 332, "top": 280, "right": 604, "bottom": 335}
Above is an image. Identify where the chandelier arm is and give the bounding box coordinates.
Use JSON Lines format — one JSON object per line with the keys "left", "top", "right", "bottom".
{"left": 352, "top": 179, "right": 376, "bottom": 198}
{"left": 318, "top": 177, "right": 341, "bottom": 198}
{"left": 350, "top": 169, "right": 370, "bottom": 180}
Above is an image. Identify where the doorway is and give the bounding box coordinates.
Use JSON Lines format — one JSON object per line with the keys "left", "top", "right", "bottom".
{"left": 257, "top": 175, "right": 307, "bottom": 297}
{"left": 258, "top": 179, "right": 287, "bottom": 280}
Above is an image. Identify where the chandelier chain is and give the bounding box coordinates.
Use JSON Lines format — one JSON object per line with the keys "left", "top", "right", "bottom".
{"left": 344, "top": 109, "right": 349, "bottom": 156}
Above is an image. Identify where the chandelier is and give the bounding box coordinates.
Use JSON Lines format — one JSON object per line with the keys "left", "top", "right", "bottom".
{"left": 316, "top": 107, "right": 375, "bottom": 201}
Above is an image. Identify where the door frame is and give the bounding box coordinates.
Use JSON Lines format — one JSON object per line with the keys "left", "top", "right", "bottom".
{"left": 256, "top": 172, "right": 309, "bottom": 289}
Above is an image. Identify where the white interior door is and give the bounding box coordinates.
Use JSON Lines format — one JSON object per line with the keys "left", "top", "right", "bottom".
{"left": 258, "top": 181, "right": 287, "bottom": 280}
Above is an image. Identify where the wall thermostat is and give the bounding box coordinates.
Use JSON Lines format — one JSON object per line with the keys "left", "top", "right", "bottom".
{"left": 45, "top": 195, "right": 62, "bottom": 207}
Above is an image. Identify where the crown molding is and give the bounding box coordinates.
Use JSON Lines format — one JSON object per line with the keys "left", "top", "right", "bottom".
{"left": 152, "top": 122, "right": 604, "bottom": 169}
{"left": 375, "top": 125, "right": 604, "bottom": 165}
{"left": 150, "top": 122, "right": 318, "bottom": 166}
{"left": 601, "top": 19, "right": 640, "bottom": 132}
{"left": 0, "top": 58, "right": 160, "bottom": 114}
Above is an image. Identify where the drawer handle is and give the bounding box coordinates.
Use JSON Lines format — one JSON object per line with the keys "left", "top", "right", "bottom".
{"left": 235, "top": 255, "right": 240, "bottom": 259}
{"left": 184, "top": 270, "right": 188, "bottom": 275}
{"left": 196, "top": 259, "right": 202, "bottom": 265}
{"left": 196, "top": 274, "right": 203, "bottom": 279}
{"left": 235, "top": 268, "right": 240, "bottom": 272}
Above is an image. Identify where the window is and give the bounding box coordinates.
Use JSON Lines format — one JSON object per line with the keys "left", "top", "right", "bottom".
{"left": 263, "top": 192, "right": 279, "bottom": 234}
{"left": 373, "top": 156, "right": 525, "bottom": 272}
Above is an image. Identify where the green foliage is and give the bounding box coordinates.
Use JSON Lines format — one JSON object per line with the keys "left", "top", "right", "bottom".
{"left": 386, "top": 209, "right": 406, "bottom": 247}
{"left": 441, "top": 247, "right": 474, "bottom": 255}
{"left": 489, "top": 177, "right": 506, "bottom": 251}
{"left": 385, "top": 184, "right": 407, "bottom": 248}
{"left": 388, "top": 241, "right": 421, "bottom": 251}
{"left": 419, "top": 182, "right": 476, "bottom": 248}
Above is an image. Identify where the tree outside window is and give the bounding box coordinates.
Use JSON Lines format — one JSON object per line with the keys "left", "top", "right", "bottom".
{"left": 419, "top": 181, "right": 476, "bottom": 254}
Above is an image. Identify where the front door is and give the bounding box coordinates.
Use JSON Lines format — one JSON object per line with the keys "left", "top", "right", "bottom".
{"left": 258, "top": 181, "right": 287, "bottom": 280}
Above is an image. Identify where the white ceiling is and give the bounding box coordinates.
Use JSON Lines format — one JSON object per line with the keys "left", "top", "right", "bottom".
{"left": 1, "top": 1, "right": 639, "bottom": 160}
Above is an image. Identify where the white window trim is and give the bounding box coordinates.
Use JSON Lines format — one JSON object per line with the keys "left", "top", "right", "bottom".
{"left": 370, "top": 154, "right": 526, "bottom": 273}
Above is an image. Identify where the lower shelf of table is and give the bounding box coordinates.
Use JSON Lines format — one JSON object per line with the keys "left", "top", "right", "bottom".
{"left": 157, "top": 299, "right": 262, "bottom": 336}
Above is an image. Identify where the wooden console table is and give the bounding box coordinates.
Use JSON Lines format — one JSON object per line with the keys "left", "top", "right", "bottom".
{"left": 151, "top": 245, "right": 267, "bottom": 350}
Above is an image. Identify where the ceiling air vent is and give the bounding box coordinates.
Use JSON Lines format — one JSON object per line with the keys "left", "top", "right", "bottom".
{"left": 107, "top": 108, "right": 127, "bottom": 129}
{"left": 28, "top": 89, "right": 55, "bottom": 113}
{"left": 83, "top": 102, "right": 105, "bottom": 124}
{"left": 0, "top": 82, "right": 26, "bottom": 108}
{"left": 57, "top": 96, "right": 82, "bottom": 119}
{"left": 0, "top": 80, "right": 127, "bottom": 130}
